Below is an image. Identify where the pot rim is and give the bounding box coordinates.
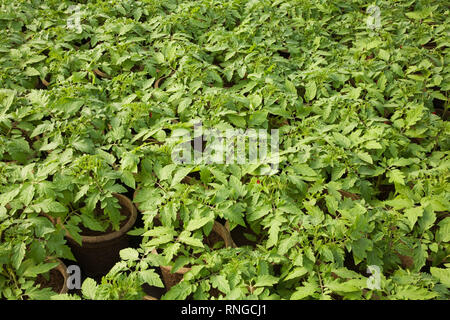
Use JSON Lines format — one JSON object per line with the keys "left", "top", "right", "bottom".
{"left": 45, "top": 257, "right": 69, "bottom": 294}
{"left": 65, "top": 193, "right": 137, "bottom": 244}
{"left": 152, "top": 220, "right": 235, "bottom": 275}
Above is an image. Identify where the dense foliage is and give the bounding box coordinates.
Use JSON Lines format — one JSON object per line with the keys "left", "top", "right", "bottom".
{"left": 0, "top": 0, "right": 449, "bottom": 300}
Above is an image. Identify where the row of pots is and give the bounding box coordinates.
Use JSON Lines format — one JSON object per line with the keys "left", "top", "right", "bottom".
{"left": 156, "top": 220, "right": 237, "bottom": 291}
{"left": 43, "top": 193, "right": 248, "bottom": 299}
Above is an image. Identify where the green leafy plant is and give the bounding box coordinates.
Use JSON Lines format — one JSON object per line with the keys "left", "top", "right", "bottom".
{"left": 0, "top": 213, "right": 68, "bottom": 300}
{"left": 160, "top": 247, "right": 286, "bottom": 300}
{"left": 0, "top": 0, "right": 449, "bottom": 300}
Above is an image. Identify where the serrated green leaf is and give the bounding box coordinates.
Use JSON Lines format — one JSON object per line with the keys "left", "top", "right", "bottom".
{"left": 170, "top": 167, "right": 192, "bottom": 188}
{"left": 211, "top": 275, "right": 231, "bottom": 294}
{"left": 186, "top": 216, "right": 211, "bottom": 232}
{"left": 140, "top": 269, "right": 164, "bottom": 288}
{"left": 304, "top": 81, "right": 316, "bottom": 102}
{"left": 12, "top": 243, "right": 26, "bottom": 269}
{"left": 357, "top": 152, "right": 373, "bottom": 164}
{"left": 119, "top": 248, "right": 139, "bottom": 261}
{"left": 254, "top": 275, "right": 278, "bottom": 287}
{"left": 430, "top": 267, "right": 450, "bottom": 287}
{"left": 284, "top": 267, "right": 308, "bottom": 281}
{"left": 23, "top": 262, "right": 59, "bottom": 277}
{"left": 178, "top": 232, "right": 204, "bottom": 248}
{"left": 387, "top": 169, "right": 405, "bottom": 185}
{"left": 291, "top": 283, "right": 317, "bottom": 300}
{"left": 81, "top": 278, "right": 98, "bottom": 300}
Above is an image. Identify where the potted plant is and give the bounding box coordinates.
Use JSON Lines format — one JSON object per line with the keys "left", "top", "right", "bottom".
{"left": 34, "top": 258, "right": 69, "bottom": 297}
{"left": 47, "top": 154, "right": 138, "bottom": 277}
{"left": 160, "top": 247, "right": 287, "bottom": 300}
{"left": 133, "top": 169, "right": 237, "bottom": 290}
{"left": 0, "top": 213, "right": 70, "bottom": 300}
{"left": 52, "top": 248, "right": 165, "bottom": 300}
{"left": 152, "top": 220, "right": 236, "bottom": 291}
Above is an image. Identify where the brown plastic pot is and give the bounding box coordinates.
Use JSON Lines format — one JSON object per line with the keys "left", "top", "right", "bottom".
{"left": 208, "top": 220, "right": 237, "bottom": 249}
{"left": 158, "top": 260, "right": 191, "bottom": 292}
{"left": 226, "top": 221, "right": 258, "bottom": 248}
{"left": 35, "top": 258, "right": 69, "bottom": 295}
{"left": 135, "top": 189, "right": 237, "bottom": 249}
{"left": 65, "top": 194, "right": 137, "bottom": 277}
{"left": 55, "top": 259, "right": 69, "bottom": 294}
{"left": 156, "top": 221, "right": 236, "bottom": 291}
{"left": 54, "top": 260, "right": 69, "bottom": 294}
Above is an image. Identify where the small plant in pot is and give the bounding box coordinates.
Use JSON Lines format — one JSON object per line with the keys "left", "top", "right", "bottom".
{"left": 132, "top": 162, "right": 239, "bottom": 291}
{"left": 0, "top": 213, "right": 69, "bottom": 300}
{"left": 160, "top": 246, "right": 287, "bottom": 300}
{"left": 0, "top": 158, "right": 78, "bottom": 300}
{"left": 135, "top": 206, "right": 236, "bottom": 292}
{"left": 52, "top": 255, "right": 163, "bottom": 300}
{"left": 48, "top": 154, "right": 138, "bottom": 277}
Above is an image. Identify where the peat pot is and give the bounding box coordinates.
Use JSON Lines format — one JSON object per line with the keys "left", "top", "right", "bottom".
{"left": 35, "top": 259, "right": 69, "bottom": 296}
{"left": 157, "top": 221, "right": 236, "bottom": 290}
{"left": 66, "top": 194, "right": 137, "bottom": 277}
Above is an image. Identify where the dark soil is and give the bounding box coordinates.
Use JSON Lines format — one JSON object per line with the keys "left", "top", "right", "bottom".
{"left": 158, "top": 226, "right": 228, "bottom": 291}
{"left": 78, "top": 203, "right": 131, "bottom": 237}
{"left": 343, "top": 250, "right": 362, "bottom": 273}
{"left": 36, "top": 269, "right": 64, "bottom": 293}
{"left": 376, "top": 183, "right": 395, "bottom": 201}
{"left": 142, "top": 267, "right": 166, "bottom": 299}
{"left": 205, "top": 229, "right": 224, "bottom": 249}
{"left": 66, "top": 197, "right": 135, "bottom": 277}
{"left": 434, "top": 108, "right": 448, "bottom": 121}
{"left": 277, "top": 49, "right": 291, "bottom": 59}
{"left": 230, "top": 225, "right": 258, "bottom": 247}
{"left": 142, "top": 282, "right": 166, "bottom": 299}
